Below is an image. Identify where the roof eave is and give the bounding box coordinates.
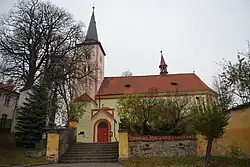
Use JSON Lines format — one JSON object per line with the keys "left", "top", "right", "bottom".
{"left": 97, "top": 89, "right": 214, "bottom": 97}
{"left": 76, "top": 41, "right": 106, "bottom": 56}
{"left": 0, "top": 88, "right": 20, "bottom": 95}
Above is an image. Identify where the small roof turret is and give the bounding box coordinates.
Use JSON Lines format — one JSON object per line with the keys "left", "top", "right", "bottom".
{"left": 159, "top": 50, "right": 168, "bottom": 75}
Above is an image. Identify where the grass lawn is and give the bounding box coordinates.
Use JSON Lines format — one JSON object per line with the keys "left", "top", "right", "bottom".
{"left": 0, "top": 132, "right": 49, "bottom": 166}
{"left": 123, "top": 156, "right": 250, "bottom": 167}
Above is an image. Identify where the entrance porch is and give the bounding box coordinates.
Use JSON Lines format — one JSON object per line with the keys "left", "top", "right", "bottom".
{"left": 76, "top": 106, "right": 119, "bottom": 143}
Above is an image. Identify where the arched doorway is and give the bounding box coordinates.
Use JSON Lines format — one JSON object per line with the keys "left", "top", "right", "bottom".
{"left": 97, "top": 121, "right": 109, "bottom": 142}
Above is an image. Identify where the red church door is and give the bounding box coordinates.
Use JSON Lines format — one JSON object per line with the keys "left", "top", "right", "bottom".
{"left": 97, "top": 121, "right": 109, "bottom": 142}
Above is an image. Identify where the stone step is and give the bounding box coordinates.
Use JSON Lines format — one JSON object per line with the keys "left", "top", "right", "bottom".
{"left": 69, "top": 147, "right": 118, "bottom": 151}
{"left": 70, "top": 146, "right": 118, "bottom": 149}
{"left": 61, "top": 155, "right": 118, "bottom": 160}
{"left": 73, "top": 142, "right": 118, "bottom": 146}
{"left": 71, "top": 143, "right": 118, "bottom": 149}
{"left": 72, "top": 143, "right": 118, "bottom": 146}
{"left": 69, "top": 148, "right": 118, "bottom": 152}
{"left": 71, "top": 145, "right": 117, "bottom": 147}
{"left": 59, "top": 158, "right": 118, "bottom": 163}
{"left": 65, "top": 151, "right": 118, "bottom": 155}
{"left": 65, "top": 152, "right": 118, "bottom": 157}
{"left": 70, "top": 146, "right": 118, "bottom": 150}
{"left": 59, "top": 142, "right": 119, "bottom": 163}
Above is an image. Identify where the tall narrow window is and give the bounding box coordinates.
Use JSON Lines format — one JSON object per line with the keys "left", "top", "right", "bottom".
{"left": 195, "top": 96, "right": 200, "bottom": 104}
{"left": 0, "top": 114, "right": 7, "bottom": 128}
{"left": 200, "top": 97, "right": 205, "bottom": 104}
{"left": 88, "top": 65, "right": 91, "bottom": 72}
{"left": 4, "top": 95, "right": 11, "bottom": 107}
{"left": 196, "top": 96, "right": 205, "bottom": 105}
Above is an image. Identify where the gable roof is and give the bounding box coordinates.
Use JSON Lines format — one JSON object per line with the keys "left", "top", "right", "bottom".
{"left": 0, "top": 83, "right": 19, "bottom": 95}
{"left": 97, "top": 73, "right": 214, "bottom": 96}
{"left": 74, "top": 93, "right": 97, "bottom": 105}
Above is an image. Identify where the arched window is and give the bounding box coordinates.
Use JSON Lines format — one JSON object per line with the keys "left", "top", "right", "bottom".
{"left": 98, "top": 121, "right": 108, "bottom": 128}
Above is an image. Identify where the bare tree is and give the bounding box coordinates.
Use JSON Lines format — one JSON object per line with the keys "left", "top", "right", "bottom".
{"left": 0, "top": 0, "right": 91, "bottom": 89}
{"left": 117, "top": 88, "right": 159, "bottom": 135}
{"left": 0, "top": 0, "right": 96, "bottom": 126}
{"left": 215, "top": 41, "right": 250, "bottom": 107}
{"left": 117, "top": 88, "right": 195, "bottom": 136}
{"left": 213, "top": 75, "right": 234, "bottom": 110}
{"left": 151, "top": 94, "right": 195, "bottom": 135}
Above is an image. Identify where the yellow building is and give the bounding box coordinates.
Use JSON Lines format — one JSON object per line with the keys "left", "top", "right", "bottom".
{"left": 198, "top": 102, "right": 250, "bottom": 157}
{"left": 74, "top": 9, "right": 216, "bottom": 143}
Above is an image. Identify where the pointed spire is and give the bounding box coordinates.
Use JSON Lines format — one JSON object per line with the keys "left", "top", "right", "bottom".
{"left": 160, "top": 50, "right": 166, "bottom": 66}
{"left": 86, "top": 6, "right": 98, "bottom": 41}
{"left": 159, "top": 50, "right": 168, "bottom": 75}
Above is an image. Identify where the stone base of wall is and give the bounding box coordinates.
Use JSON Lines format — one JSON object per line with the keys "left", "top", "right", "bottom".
{"left": 129, "top": 136, "right": 197, "bottom": 157}
{"left": 25, "top": 149, "right": 44, "bottom": 157}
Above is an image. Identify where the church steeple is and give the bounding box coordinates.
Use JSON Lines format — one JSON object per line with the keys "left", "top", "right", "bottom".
{"left": 159, "top": 51, "right": 168, "bottom": 75}
{"left": 86, "top": 6, "right": 98, "bottom": 41}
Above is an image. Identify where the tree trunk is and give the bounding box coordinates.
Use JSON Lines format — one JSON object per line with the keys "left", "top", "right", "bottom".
{"left": 50, "top": 89, "right": 57, "bottom": 126}
{"left": 140, "top": 120, "right": 147, "bottom": 136}
{"left": 205, "top": 137, "right": 213, "bottom": 167}
{"left": 23, "top": 72, "right": 35, "bottom": 90}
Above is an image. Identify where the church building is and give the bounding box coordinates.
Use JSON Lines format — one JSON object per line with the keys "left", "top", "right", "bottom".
{"left": 74, "top": 9, "right": 216, "bottom": 143}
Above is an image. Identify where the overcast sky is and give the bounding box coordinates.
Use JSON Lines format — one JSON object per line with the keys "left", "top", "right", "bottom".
{"left": 1, "top": 0, "right": 250, "bottom": 88}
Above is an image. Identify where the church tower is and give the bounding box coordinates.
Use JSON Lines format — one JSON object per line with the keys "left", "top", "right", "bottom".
{"left": 73, "top": 7, "right": 105, "bottom": 100}
{"left": 159, "top": 51, "right": 168, "bottom": 75}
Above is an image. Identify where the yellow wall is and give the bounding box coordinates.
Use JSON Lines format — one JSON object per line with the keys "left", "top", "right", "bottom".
{"left": 46, "top": 132, "right": 59, "bottom": 162}
{"left": 69, "top": 121, "right": 78, "bottom": 128}
{"left": 197, "top": 106, "right": 250, "bottom": 157}
{"left": 118, "top": 131, "right": 129, "bottom": 159}
{"left": 77, "top": 99, "right": 120, "bottom": 143}
{"left": 77, "top": 103, "right": 94, "bottom": 143}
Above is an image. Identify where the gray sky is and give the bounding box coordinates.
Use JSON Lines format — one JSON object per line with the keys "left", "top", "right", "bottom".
{"left": 1, "top": 0, "right": 250, "bottom": 88}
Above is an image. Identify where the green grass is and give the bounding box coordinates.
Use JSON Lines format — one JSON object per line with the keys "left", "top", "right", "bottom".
{"left": 0, "top": 147, "right": 48, "bottom": 165}
{"left": 0, "top": 132, "right": 49, "bottom": 166}
{"left": 123, "top": 156, "right": 250, "bottom": 167}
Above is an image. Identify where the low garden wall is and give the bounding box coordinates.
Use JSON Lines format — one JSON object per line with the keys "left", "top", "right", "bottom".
{"left": 128, "top": 136, "right": 197, "bottom": 157}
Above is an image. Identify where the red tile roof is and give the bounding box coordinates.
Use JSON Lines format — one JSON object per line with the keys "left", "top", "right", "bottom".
{"left": 0, "top": 83, "right": 17, "bottom": 91}
{"left": 0, "top": 83, "right": 12, "bottom": 90}
{"left": 98, "top": 73, "right": 213, "bottom": 96}
{"left": 74, "top": 93, "right": 96, "bottom": 103}
{"left": 0, "top": 83, "right": 19, "bottom": 95}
